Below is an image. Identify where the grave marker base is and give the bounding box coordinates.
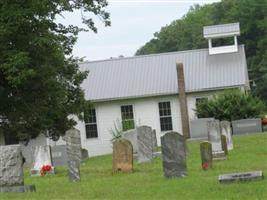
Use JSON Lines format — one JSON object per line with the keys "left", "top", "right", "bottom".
{"left": 0, "top": 185, "right": 36, "bottom": 193}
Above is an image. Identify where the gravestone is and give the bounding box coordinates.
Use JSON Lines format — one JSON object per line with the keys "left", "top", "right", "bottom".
{"left": 189, "top": 118, "right": 215, "bottom": 139}
{"left": 207, "top": 120, "right": 226, "bottom": 160}
{"left": 31, "top": 145, "right": 54, "bottom": 176}
{"left": 122, "top": 129, "right": 138, "bottom": 153}
{"left": 221, "top": 135, "right": 228, "bottom": 155}
{"left": 161, "top": 132, "right": 187, "bottom": 178}
{"left": 112, "top": 139, "right": 133, "bottom": 172}
{"left": 219, "top": 171, "right": 263, "bottom": 183}
{"left": 123, "top": 127, "right": 158, "bottom": 160}
{"left": 64, "top": 128, "right": 82, "bottom": 182}
{"left": 152, "top": 129, "right": 158, "bottom": 151}
{"left": 81, "top": 148, "right": 89, "bottom": 160}
{"left": 200, "top": 141, "right": 212, "bottom": 170}
{"left": 220, "top": 121, "right": 233, "bottom": 150}
{"left": 51, "top": 145, "right": 68, "bottom": 167}
{"left": 137, "top": 126, "right": 154, "bottom": 163}
{"left": 232, "top": 118, "right": 262, "bottom": 135}
{"left": 0, "top": 145, "right": 35, "bottom": 193}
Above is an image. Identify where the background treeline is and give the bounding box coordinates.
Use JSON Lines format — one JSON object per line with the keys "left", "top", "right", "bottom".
{"left": 136, "top": 0, "right": 267, "bottom": 103}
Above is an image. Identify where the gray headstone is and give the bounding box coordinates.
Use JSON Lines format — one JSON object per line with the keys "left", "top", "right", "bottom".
{"left": 190, "top": 118, "right": 215, "bottom": 139}
{"left": 0, "top": 145, "right": 35, "bottom": 193}
{"left": 30, "top": 145, "right": 54, "bottom": 176}
{"left": 81, "top": 148, "right": 89, "bottom": 160}
{"left": 122, "top": 129, "right": 138, "bottom": 153}
{"left": 219, "top": 171, "right": 263, "bottom": 183}
{"left": 207, "top": 120, "right": 226, "bottom": 160}
{"left": 51, "top": 145, "right": 68, "bottom": 166}
{"left": 152, "top": 129, "right": 158, "bottom": 151}
{"left": 200, "top": 141, "right": 212, "bottom": 170}
{"left": 232, "top": 118, "right": 262, "bottom": 135}
{"left": 220, "top": 121, "right": 233, "bottom": 150}
{"left": 0, "top": 145, "right": 23, "bottom": 186}
{"left": 161, "top": 132, "right": 187, "bottom": 178}
{"left": 137, "top": 126, "right": 154, "bottom": 163}
{"left": 221, "top": 135, "right": 228, "bottom": 155}
{"left": 64, "top": 128, "right": 82, "bottom": 182}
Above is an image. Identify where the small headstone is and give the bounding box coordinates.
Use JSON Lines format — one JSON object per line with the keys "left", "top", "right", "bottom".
{"left": 161, "top": 132, "right": 187, "bottom": 178}
{"left": 219, "top": 171, "right": 263, "bottom": 183}
{"left": 137, "top": 126, "right": 154, "bottom": 163}
{"left": 221, "top": 135, "right": 228, "bottom": 155}
{"left": 207, "top": 120, "right": 226, "bottom": 160}
{"left": 122, "top": 129, "right": 138, "bottom": 153}
{"left": 220, "top": 121, "right": 233, "bottom": 150}
{"left": 31, "top": 145, "right": 54, "bottom": 176}
{"left": 112, "top": 139, "right": 133, "bottom": 172}
{"left": 64, "top": 128, "right": 82, "bottom": 182}
{"left": 152, "top": 129, "right": 158, "bottom": 151}
{"left": 81, "top": 148, "right": 89, "bottom": 160}
{"left": 200, "top": 141, "right": 212, "bottom": 170}
{"left": 51, "top": 145, "right": 68, "bottom": 167}
{"left": 0, "top": 145, "right": 35, "bottom": 193}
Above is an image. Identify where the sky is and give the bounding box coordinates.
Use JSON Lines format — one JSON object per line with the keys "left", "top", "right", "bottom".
{"left": 58, "top": 0, "right": 220, "bottom": 61}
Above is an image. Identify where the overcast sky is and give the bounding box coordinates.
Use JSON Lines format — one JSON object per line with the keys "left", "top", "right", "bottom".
{"left": 58, "top": 0, "right": 220, "bottom": 61}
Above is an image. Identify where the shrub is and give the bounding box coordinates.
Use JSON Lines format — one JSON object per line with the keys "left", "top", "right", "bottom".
{"left": 195, "top": 90, "right": 266, "bottom": 121}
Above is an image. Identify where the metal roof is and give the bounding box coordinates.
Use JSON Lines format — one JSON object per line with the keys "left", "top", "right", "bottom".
{"left": 80, "top": 45, "right": 248, "bottom": 102}
{"left": 203, "top": 23, "right": 240, "bottom": 38}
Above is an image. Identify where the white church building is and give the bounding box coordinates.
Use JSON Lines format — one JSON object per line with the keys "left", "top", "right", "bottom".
{"left": 0, "top": 23, "right": 250, "bottom": 158}
{"left": 75, "top": 22, "right": 249, "bottom": 156}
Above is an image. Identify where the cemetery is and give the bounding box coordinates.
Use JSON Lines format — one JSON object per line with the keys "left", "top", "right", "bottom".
{"left": 1, "top": 1, "right": 267, "bottom": 200}
{"left": 0, "top": 125, "right": 267, "bottom": 199}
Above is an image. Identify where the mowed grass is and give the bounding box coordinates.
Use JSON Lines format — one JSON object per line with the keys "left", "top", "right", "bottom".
{"left": 1, "top": 133, "right": 267, "bottom": 200}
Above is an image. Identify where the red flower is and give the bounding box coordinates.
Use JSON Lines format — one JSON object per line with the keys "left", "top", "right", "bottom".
{"left": 40, "top": 165, "right": 52, "bottom": 176}
{"left": 262, "top": 119, "right": 267, "bottom": 124}
{"left": 202, "top": 162, "right": 209, "bottom": 170}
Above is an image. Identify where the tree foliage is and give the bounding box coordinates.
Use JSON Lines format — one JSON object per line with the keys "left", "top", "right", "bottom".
{"left": 0, "top": 0, "right": 110, "bottom": 142}
{"left": 136, "top": 0, "right": 267, "bottom": 102}
{"left": 195, "top": 90, "right": 266, "bottom": 121}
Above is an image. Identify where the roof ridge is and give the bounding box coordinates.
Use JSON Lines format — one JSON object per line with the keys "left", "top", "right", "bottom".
{"left": 80, "top": 47, "right": 210, "bottom": 65}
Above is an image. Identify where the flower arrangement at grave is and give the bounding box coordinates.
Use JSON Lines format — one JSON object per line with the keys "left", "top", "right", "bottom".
{"left": 202, "top": 162, "right": 209, "bottom": 170}
{"left": 40, "top": 165, "right": 52, "bottom": 176}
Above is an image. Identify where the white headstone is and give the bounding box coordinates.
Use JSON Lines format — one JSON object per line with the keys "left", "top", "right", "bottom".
{"left": 30, "top": 145, "right": 54, "bottom": 176}
{"left": 220, "top": 121, "right": 233, "bottom": 150}
{"left": 207, "top": 120, "right": 225, "bottom": 159}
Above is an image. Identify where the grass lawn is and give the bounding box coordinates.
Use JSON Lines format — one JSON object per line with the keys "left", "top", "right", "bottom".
{"left": 1, "top": 133, "right": 267, "bottom": 200}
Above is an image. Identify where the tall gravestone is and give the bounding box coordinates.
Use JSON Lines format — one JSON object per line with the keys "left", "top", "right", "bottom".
{"left": 31, "top": 145, "right": 54, "bottom": 176}
{"left": 64, "top": 128, "right": 82, "bottom": 182}
{"left": 161, "top": 132, "right": 187, "bottom": 178}
{"left": 220, "top": 121, "right": 233, "bottom": 150}
{"left": 200, "top": 141, "right": 212, "bottom": 170}
{"left": 112, "top": 139, "right": 133, "bottom": 172}
{"left": 137, "top": 126, "right": 154, "bottom": 163}
{"left": 152, "top": 129, "right": 158, "bottom": 151}
{"left": 207, "top": 120, "right": 226, "bottom": 160}
{"left": 0, "top": 145, "right": 35, "bottom": 193}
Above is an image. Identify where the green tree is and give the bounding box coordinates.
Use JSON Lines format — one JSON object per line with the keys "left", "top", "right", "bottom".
{"left": 195, "top": 90, "right": 266, "bottom": 121}
{"left": 0, "top": 0, "right": 110, "bottom": 142}
{"left": 136, "top": 0, "right": 267, "bottom": 103}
